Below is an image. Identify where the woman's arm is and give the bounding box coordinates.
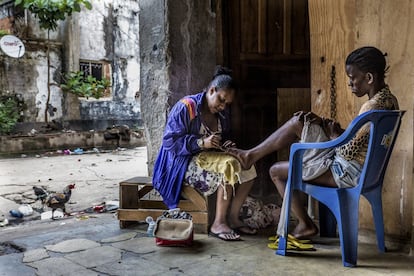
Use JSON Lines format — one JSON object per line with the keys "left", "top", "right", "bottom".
{"left": 162, "top": 102, "right": 201, "bottom": 156}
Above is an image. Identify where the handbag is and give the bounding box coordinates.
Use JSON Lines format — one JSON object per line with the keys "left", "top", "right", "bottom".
{"left": 154, "top": 209, "right": 194, "bottom": 247}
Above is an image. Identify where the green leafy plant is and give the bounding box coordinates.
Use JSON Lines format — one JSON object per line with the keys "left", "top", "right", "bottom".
{"left": 14, "top": 0, "right": 92, "bottom": 31}
{"left": 14, "top": 0, "right": 93, "bottom": 123}
{"left": 0, "top": 95, "right": 25, "bottom": 134}
{"left": 61, "top": 71, "right": 110, "bottom": 99}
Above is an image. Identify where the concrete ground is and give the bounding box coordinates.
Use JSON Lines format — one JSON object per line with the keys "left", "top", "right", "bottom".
{"left": 0, "top": 147, "right": 148, "bottom": 223}
{"left": 1, "top": 148, "right": 414, "bottom": 275}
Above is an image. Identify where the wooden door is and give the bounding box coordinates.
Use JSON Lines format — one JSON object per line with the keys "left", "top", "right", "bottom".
{"left": 219, "top": 0, "right": 311, "bottom": 197}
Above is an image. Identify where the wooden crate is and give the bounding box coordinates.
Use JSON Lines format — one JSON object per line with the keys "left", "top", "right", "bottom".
{"left": 117, "top": 176, "right": 209, "bottom": 233}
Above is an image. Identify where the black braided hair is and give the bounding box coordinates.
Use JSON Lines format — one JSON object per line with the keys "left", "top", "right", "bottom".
{"left": 345, "top": 46, "right": 389, "bottom": 80}
{"left": 207, "top": 66, "right": 238, "bottom": 91}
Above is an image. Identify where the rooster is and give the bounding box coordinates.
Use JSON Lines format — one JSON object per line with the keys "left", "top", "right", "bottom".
{"left": 45, "top": 184, "right": 76, "bottom": 219}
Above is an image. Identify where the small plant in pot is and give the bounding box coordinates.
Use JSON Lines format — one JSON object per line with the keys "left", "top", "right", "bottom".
{"left": 60, "top": 71, "right": 111, "bottom": 99}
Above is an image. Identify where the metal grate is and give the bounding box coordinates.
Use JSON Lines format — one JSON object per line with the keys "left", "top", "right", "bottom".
{"left": 79, "top": 61, "right": 103, "bottom": 80}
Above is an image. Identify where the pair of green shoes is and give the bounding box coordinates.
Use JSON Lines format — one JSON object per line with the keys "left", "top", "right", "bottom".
{"left": 267, "top": 234, "right": 315, "bottom": 251}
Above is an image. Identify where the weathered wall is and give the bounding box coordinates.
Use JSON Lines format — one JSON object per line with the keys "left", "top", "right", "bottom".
{"left": 309, "top": 0, "right": 414, "bottom": 241}
{"left": 139, "top": 0, "right": 170, "bottom": 174}
{"left": 167, "top": 0, "right": 217, "bottom": 105}
{"left": 74, "top": 0, "right": 142, "bottom": 128}
{"left": 0, "top": 41, "right": 62, "bottom": 124}
{"left": 140, "top": 0, "right": 217, "bottom": 173}
{"left": 1, "top": 0, "right": 142, "bottom": 134}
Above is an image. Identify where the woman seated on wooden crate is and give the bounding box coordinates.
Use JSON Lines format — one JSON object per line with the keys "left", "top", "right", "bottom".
{"left": 152, "top": 66, "right": 257, "bottom": 241}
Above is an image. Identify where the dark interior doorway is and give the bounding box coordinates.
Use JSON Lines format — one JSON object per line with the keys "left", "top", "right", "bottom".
{"left": 218, "top": 0, "right": 311, "bottom": 200}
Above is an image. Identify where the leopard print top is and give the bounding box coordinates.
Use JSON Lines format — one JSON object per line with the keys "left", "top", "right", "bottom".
{"left": 336, "top": 86, "right": 399, "bottom": 165}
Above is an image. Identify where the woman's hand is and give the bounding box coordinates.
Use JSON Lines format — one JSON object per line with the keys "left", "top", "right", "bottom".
{"left": 203, "top": 133, "right": 222, "bottom": 149}
{"left": 221, "top": 140, "right": 236, "bottom": 149}
{"left": 304, "top": 111, "right": 323, "bottom": 125}
{"left": 295, "top": 111, "right": 323, "bottom": 125}
{"left": 322, "top": 119, "right": 343, "bottom": 139}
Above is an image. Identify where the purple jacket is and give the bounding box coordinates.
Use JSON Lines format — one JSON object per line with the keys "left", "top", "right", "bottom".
{"left": 152, "top": 91, "right": 232, "bottom": 208}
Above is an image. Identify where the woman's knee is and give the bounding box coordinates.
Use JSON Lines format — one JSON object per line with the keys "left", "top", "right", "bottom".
{"left": 269, "top": 162, "right": 288, "bottom": 181}
{"left": 286, "top": 112, "right": 305, "bottom": 131}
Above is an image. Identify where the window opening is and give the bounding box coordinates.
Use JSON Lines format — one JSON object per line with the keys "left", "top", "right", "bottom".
{"left": 79, "top": 60, "right": 111, "bottom": 98}
{"left": 80, "top": 61, "right": 103, "bottom": 80}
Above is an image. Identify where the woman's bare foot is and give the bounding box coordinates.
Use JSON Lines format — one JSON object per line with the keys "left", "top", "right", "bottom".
{"left": 291, "top": 221, "right": 319, "bottom": 239}
{"left": 210, "top": 223, "right": 236, "bottom": 235}
{"left": 229, "top": 219, "right": 257, "bottom": 235}
{"left": 226, "top": 148, "right": 252, "bottom": 170}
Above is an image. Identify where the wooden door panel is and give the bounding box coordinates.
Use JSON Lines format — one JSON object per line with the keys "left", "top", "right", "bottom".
{"left": 224, "top": 0, "right": 310, "bottom": 197}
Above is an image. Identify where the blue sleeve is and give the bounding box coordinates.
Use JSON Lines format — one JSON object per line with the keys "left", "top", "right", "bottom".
{"left": 162, "top": 101, "right": 201, "bottom": 156}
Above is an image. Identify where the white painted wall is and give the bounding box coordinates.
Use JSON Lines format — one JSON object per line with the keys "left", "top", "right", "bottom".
{"left": 2, "top": 0, "right": 142, "bottom": 127}
{"left": 78, "top": 0, "right": 140, "bottom": 102}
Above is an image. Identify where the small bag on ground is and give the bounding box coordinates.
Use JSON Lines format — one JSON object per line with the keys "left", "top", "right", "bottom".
{"left": 154, "top": 209, "right": 193, "bottom": 246}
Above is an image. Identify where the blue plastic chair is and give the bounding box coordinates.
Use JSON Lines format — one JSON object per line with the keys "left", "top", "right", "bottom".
{"left": 276, "top": 110, "right": 405, "bottom": 267}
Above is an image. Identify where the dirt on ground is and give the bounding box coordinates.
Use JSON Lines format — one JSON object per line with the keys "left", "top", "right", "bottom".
{"left": 0, "top": 147, "right": 148, "bottom": 228}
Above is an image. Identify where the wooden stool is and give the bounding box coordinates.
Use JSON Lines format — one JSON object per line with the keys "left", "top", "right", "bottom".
{"left": 117, "top": 176, "right": 209, "bottom": 233}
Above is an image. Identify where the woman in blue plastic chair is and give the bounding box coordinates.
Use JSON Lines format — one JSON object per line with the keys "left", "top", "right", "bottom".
{"left": 152, "top": 66, "right": 258, "bottom": 241}
{"left": 226, "top": 46, "right": 399, "bottom": 239}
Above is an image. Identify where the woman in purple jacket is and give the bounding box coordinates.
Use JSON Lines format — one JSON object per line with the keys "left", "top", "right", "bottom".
{"left": 153, "top": 66, "right": 257, "bottom": 241}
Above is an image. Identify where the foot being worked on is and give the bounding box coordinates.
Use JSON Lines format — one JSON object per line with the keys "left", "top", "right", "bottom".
{"left": 226, "top": 148, "right": 253, "bottom": 170}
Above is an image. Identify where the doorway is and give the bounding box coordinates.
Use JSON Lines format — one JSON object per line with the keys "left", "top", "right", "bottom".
{"left": 218, "top": 0, "right": 311, "bottom": 198}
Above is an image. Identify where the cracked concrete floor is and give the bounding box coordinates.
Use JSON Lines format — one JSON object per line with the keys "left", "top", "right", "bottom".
{"left": 1, "top": 147, "right": 414, "bottom": 275}
{"left": 0, "top": 147, "right": 148, "bottom": 225}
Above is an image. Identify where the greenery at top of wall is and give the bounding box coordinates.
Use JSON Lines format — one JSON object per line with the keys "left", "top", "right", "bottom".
{"left": 14, "top": 0, "right": 92, "bottom": 31}
{"left": 0, "top": 94, "right": 25, "bottom": 134}
{"left": 60, "top": 71, "right": 111, "bottom": 99}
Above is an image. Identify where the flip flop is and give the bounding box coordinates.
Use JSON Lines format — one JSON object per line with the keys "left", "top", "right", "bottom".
{"left": 268, "top": 234, "right": 311, "bottom": 244}
{"left": 233, "top": 225, "right": 258, "bottom": 235}
{"left": 267, "top": 240, "right": 315, "bottom": 251}
{"left": 209, "top": 231, "right": 242, "bottom": 241}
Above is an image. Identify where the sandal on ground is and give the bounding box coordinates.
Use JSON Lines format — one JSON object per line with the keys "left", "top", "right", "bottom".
{"left": 268, "top": 234, "right": 311, "bottom": 244}
{"left": 209, "top": 230, "right": 242, "bottom": 241}
{"left": 267, "top": 241, "right": 314, "bottom": 251}
{"left": 267, "top": 235, "right": 315, "bottom": 251}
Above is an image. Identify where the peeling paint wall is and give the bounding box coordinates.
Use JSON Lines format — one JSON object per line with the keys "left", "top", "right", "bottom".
{"left": 139, "top": 0, "right": 217, "bottom": 173}
{"left": 167, "top": 0, "right": 216, "bottom": 105}
{"left": 76, "top": 0, "right": 141, "bottom": 127}
{"left": 0, "top": 42, "right": 62, "bottom": 124}
{"left": 1, "top": 0, "right": 142, "bottom": 133}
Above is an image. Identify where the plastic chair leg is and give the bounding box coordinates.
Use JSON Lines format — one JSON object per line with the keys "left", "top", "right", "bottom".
{"left": 337, "top": 198, "right": 359, "bottom": 267}
{"left": 364, "top": 190, "right": 386, "bottom": 252}
{"left": 276, "top": 236, "right": 288, "bottom": 256}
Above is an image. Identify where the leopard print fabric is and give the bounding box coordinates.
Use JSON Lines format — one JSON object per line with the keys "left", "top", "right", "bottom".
{"left": 336, "top": 86, "right": 399, "bottom": 165}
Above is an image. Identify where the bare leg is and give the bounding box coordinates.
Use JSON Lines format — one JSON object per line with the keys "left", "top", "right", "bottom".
{"left": 210, "top": 185, "right": 241, "bottom": 240}
{"left": 228, "top": 180, "right": 257, "bottom": 234}
{"left": 270, "top": 161, "right": 318, "bottom": 239}
{"left": 227, "top": 114, "right": 304, "bottom": 170}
